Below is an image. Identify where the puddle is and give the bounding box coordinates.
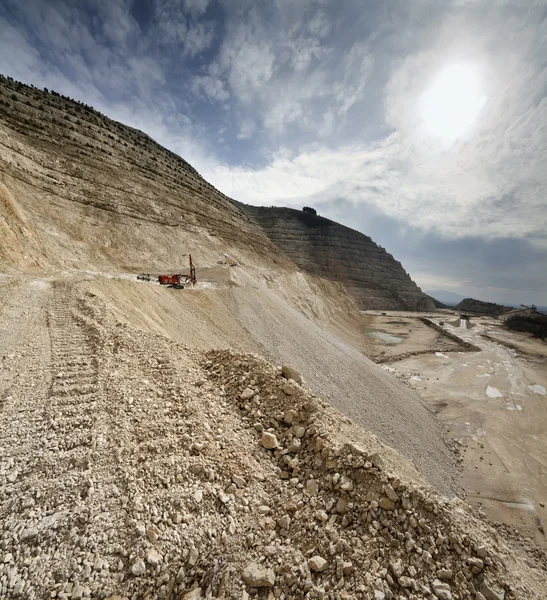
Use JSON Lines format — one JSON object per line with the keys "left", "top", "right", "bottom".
{"left": 486, "top": 386, "right": 503, "bottom": 398}
{"left": 365, "top": 330, "right": 405, "bottom": 345}
{"left": 529, "top": 384, "right": 546, "bottom": 396}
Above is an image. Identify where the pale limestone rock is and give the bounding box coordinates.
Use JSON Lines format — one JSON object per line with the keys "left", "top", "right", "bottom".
{"left": 242, "top": 563, "right": 275, "bottom": 587}
{"left": 309, "top": 556, "right": 328, "bottom": 572}
{"left": 261, "top": 431, "right": 278, "bottom": 449}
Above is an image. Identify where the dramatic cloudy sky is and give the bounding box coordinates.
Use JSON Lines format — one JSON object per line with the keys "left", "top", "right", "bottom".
{"left": 1, "top": 0, "right": 546, "bottom": 305}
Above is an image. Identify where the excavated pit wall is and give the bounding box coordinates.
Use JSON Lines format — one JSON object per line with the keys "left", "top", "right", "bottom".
{"left": 238, "top": 204, "right": 435, "bottom": 311}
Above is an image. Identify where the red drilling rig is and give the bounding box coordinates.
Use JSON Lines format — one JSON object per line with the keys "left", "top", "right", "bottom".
{"left": 138, "top": 254, "right": 197, "bottom": 289}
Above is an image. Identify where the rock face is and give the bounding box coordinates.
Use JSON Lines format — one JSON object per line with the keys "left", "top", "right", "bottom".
{"left": 238, "top": 204, "right": 434, "bottom": 310}
{"left": 0, "top": 75, "right": 279, "bottom": 272}
{"left": 1, "top": 75, "right": 431, "bottom": 311}
{"left": 455, "top": 298, "right": 513, "bottom": 316}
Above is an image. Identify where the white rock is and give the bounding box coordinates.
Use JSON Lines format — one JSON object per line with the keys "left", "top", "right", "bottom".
{"left": 294, "top": 426, "right": 306, "bottom": 438}
{"left": 305, "top": 479, "right": 319, "bottom": 496}
{"left": 282, "top": 366, "right": 303, "bottom": 384}
{"left": 432, "top": 579, "right": 453, "bottom": 600}
{"left": 261, "top": 432, "right": 278, "bottom": 449}
{"left": 398, "top": 576, "right": 413, "bottom": 588}
{"left": 188, "top": 547, "right": 199, "bottom": 566}
{"left": 390, "top": 559, "right": 404, "bottom": 578}
{"left": 146, "top": 548, "right": 162, "bottom": 565}
{"left": 385, "top": 484, "right": 398, "bottom": 502}
{"left": 480, "top": 583, "right": 505, "bottom": 600}
{"left": 378, "top": 497, "right": 395, "bottom": 511}
{"left": 131, "top": 559, "right": 146, "bottom": 576}
{"left": 277, "top": 514, "right": 290, "bottom": 530}
{"left": 20, "top": 527, "right": 38, "bottom": 541}
{"left": 369, "top": 453, "right": 384, "bottom": 469}
{"left": 282, "top": 382, "right": 297, "bottom": 396}
{"left": 232, "top": 474, "right": 246, "bottom": 488}
{"left": 288, "top": 438, "right": 301, "bottom": 453}
{"left": 242, "top": 562, "right": 275, "bottom": 587}
{"left": 308, "top": 556, "right": 328, "bottom": 572}
{"left": 240, "top": 388, "right": 255, "bottom": 400}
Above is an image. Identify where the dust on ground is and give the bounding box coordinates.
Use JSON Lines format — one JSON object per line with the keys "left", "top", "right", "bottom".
{"left": 362, "top": 312, "right": 547, "bottom": 549}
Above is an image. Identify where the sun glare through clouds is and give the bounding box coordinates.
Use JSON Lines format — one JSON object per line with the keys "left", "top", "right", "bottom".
{"left": 419, "top": 63, "right": 486, "bottom": 143}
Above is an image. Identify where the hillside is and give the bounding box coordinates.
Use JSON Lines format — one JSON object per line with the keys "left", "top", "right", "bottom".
{"left": 455, "top": 298, "right": 513, "bottom": 316}
{"left": 1, "top": 76, "right": 546, "bottom": 599}
{"left": 240, "top": 204, "right": 434, "bottom": 310}
{"left": 0, "top": 75, "right": 431, "bottom": 311}
{"left": 0, "top": 75, "right": 282, "bottom": 273}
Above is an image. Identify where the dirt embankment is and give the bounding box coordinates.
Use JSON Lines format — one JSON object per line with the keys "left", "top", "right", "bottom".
{"left": 84, "top": 269, "right": 459, "bottom": 497}
{"left": 1, "top": 275, "right": 545, "bottom": 599}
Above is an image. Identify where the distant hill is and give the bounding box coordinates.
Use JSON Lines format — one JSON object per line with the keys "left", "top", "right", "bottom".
{"left": 427, "top": 294, "right": 448, "bottom": 309}
{"left": 425, "top": 290, "right": 467, "bottom": 306}
{"left": 455, "top": 298, "right": 513, "bottom": 316}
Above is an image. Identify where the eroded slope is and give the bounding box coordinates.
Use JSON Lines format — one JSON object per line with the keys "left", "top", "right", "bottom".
{"left": 239, "top": 204, "right": 434, "bottom": 311}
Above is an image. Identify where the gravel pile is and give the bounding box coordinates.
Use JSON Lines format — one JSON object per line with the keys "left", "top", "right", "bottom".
{"left": 0, "top": 280, "right": 544, "bottom": 599}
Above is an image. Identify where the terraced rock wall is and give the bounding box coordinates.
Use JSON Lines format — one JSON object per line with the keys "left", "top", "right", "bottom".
{"left": 239, "top": 204, "right": 434, "bottom": 310}
{"left": 0, "top": 76, "right": 280, "bottom": 271}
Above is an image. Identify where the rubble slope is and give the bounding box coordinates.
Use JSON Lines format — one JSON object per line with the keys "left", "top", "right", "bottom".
{"left": 0, "top": 276, "right": 544, "bottom": 600}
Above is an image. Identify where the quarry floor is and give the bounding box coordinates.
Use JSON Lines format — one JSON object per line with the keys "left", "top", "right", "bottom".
{"left": 362, "top": 311, "right": 547, "bottom": 549}
{"left": 1, "top": 269, "right": 546, "bottom": 598}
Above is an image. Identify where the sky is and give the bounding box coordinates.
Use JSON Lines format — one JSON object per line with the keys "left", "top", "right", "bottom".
{"left": 0, "top": 0, "right": 546, "bottom": 306}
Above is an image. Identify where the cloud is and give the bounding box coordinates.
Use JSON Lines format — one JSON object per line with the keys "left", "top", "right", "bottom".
{"left": 0, "top": 0, "right": 546, "bottom": 303}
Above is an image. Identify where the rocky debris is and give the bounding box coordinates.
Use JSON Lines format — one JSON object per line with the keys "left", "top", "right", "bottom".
{"left": 308, "top": 556, "right": 328, "bottom": 572}
{"left": 281, "top": 365, "right": 303, "bottom": 384}
{"left": 0, "top": 283, "right": 540, "bottom": 600}
{"left": 480, "top": 582, "right": 506, "bottom": 600}
{"left": 131, "top": 559, "right": 147, "bottom": 576}
{"left": 242, "top": 563, "right": 275, "bottom": 587}
{"left": 281, "top": 381, "right": 297, "bottom": 395}
{"left": 432, "top": 578, "right": 453, "bottom": 600}
{"left": 261, "top": 431, "right": 279, "bottom": 449}
{"left": 240, "top": 387, "right": 255, "bottom": 400}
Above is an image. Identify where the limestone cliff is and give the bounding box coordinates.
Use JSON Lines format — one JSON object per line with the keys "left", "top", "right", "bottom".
{"left": 239, "top": 204, "right": 434, "bottom": 310}
{"left": 0, "top": 75, "right": 280, "bottom": 272}
{"left": 1, "top": 75, "right": 431, "bottom": 310}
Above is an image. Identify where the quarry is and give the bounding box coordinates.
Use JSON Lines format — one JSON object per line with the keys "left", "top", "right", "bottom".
{"left": 1, "top": 75, "right": 546, "bottom": 600}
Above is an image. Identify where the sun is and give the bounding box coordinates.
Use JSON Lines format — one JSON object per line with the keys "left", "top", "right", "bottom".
{"left": 419, "top": 63, "right": 486, "bottom": 142}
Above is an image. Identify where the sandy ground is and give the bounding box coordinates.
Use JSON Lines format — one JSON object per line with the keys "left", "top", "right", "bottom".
{"left": 368, "top": 314, "right": 547, "bottom": 547}
{"left": 345, "top": 311, "right": 464, "bottom": 361}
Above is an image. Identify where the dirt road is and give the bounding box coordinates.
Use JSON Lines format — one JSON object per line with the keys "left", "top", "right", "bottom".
{"left": 388, "top": 317, "right": 547, "bottom": 546}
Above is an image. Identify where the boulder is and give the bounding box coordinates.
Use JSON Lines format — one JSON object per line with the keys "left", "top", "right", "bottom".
{"left": 242, "top": 563, "right": 275, "bottom": 587}
{"left": 282, "top": 365, "right": 303, "bottom": 384}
